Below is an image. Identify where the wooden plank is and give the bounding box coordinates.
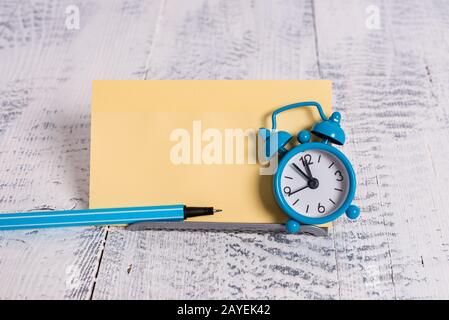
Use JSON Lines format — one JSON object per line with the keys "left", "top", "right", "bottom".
{"left": 1, "top": 0, "right": 449, "bottom": 299}
{"left": 314, "top": 0, "right": 449, "bottom": 299}
{"left": 94, "top": 228, "right": 339, "bottom": 299}
{"left": 0, "top": 0, "right": 162, "bottom": 299}
{"left": 143, "top": 0, "right": 320, "bottom": 80}
{"left": 92, "top": 0, "right": 342, "bottom": 299}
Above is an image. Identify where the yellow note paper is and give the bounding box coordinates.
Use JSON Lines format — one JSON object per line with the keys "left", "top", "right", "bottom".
{"left": 90, "top": 80, "right": 332, "bottom": 225}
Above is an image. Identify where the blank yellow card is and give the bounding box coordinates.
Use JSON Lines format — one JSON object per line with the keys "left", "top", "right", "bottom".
{"left": 90, "top": 80, "right": 332, "bottom": 226}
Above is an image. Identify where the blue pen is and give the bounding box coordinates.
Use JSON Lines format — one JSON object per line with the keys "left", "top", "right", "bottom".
{"left": 0, "top": 205, "right": 221, "bottom": 231}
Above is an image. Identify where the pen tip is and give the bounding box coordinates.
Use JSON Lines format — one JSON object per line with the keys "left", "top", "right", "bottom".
{"left": 213, "top": 209, "right": 222, "bottom": 213}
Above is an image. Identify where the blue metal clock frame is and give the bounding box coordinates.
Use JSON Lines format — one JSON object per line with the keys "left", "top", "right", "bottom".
{"left": 273, "top": 142, "right": 356, "bottom": 225}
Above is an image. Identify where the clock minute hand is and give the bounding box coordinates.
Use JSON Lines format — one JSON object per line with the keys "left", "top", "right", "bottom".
{"left": 292, "top": 163, "right": 310, "bottom": 181}
{"left": 288, "top": 185, "right": 309, "bottom": 196}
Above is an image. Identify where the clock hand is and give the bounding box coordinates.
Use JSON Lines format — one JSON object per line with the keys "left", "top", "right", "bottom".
{"left": 301, "top": 159, "right": 320, "bottom": 189}
{"left": 292, "top": 163, "right": 310, "bottom": 181}
{"left": 302, "top": 158, "right": 314, "bottom": 179}
{"left": 287, "top": 185, "right": 309, "bottom": 196}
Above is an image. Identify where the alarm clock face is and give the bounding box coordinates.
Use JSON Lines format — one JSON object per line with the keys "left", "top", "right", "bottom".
{"left": 277, "top": 147, "right": 351, "bottom": 219}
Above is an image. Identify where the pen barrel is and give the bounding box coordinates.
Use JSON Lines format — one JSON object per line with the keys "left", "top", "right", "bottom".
{"left": 0, "top": 205, "right": 185, "bottom": 231}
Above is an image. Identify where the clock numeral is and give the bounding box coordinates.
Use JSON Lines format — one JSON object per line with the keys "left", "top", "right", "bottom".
{"left": 317, "top": 203, "right": 325, "bottom": 214}
{"left": 335, "top": 170, "right": 344, "bottom": 181}
{"left": 299, "top": 154, "right": 313, "bottom": 166}
{"left": 283, "top": 186, "right": 292, "bottom": 196}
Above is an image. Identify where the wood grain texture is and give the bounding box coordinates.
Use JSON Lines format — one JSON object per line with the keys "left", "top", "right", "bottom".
{"left": 1, "top": 0, "right": 449, "bottom": 299}
{"left": 314, "top": 0, "right": 449, "bottom": 299}
{"left": 92, "top": 0, "right": 340, "bottom": 300}
{"left": 0, "top": 0, "right": 162, "bottom": 299}
{"left": 94, "top": 229, "right": 339, "bottom": 299}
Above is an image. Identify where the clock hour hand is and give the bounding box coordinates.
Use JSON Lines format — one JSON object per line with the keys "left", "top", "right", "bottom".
{"left": 302, "top": 158, "right": 314, "bottom": 179}
{"left": 292, "top": 163, "right": 310, "bottom": 181}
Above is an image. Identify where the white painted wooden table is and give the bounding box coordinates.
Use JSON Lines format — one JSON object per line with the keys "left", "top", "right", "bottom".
{"left": 1, "top": 0, "right": 449, "bottom": 299}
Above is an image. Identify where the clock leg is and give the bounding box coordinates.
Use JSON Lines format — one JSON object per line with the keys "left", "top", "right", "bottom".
{"left": 346, "top": 205, "right": 360, "bottom": 220}
{"left": 286, "top": 219, "right": 301, "bottom": 234}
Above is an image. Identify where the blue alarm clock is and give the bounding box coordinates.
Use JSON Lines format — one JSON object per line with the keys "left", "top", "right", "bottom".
{"left": 259, "top": 101, "right": 360, "bottom": 234}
